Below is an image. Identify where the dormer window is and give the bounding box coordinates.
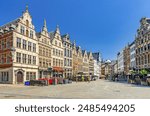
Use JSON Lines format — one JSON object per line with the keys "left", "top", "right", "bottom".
{"left": 4, "top": 27, "right": 9, "bottom": 33}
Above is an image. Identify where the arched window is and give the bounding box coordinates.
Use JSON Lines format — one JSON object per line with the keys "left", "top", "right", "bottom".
{"left": 26, "top": 20, "right": 29, "bottom": 27}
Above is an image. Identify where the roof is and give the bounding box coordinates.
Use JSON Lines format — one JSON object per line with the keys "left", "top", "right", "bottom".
{"left": 130, "top": 41, "right": 135, "bottom": 46}
{"left": 87, "top": 52, "right": 90, "bottom": 57}
{"left": 92, "top": 52, "right": 100, "bottom": 61}
{"left": 49, "top": 31, "right": 54, "bottom": 39}
{"left": 105, "top": 60, "right": 111, "bottom": 63}
{"left": 0, "top": 18, "right": 20, "bottom": 30}
{"left": 36, "top": 32, "right": 41, "bottom": 38}
{"left": 61, "top": 34, "right": 71, "bottom": 43}
{"left": 82, "top": 50, "right": 86, "bottom": 56}
{"left": 146, "top": 18, "right": 150, "bottom": 24}
{"left": 61, "top": 34, "right": 69, "bottom": 38}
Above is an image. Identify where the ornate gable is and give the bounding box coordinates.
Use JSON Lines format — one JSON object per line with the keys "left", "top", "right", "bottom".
{"left": 41, "top": 19, "right": 49, "bottom": 37}
{"left": 89, "top": 52, "right": 93, "bottom": 60}
{"left": 19, "top": 5, "right": 35, "bottom": 30}
{"left": 54, "top": 25, "right": 61, "bottom": 41}
{"left": 77, "top": 46, "right": 82, "bottom": 58}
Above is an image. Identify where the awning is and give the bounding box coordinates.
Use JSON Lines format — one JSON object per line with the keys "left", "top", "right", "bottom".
{"left": 53, "top": 67, "right": 64, "bottom": 72}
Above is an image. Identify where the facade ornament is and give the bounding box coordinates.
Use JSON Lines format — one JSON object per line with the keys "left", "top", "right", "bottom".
{"left": 56, "top": 25, "right": 60, "bottom": 34}
{"left": 42, "top": 19, "right": 48, "bottom": 32}
{"left": 26, "top": 4, "right": 29, "bottom": 12}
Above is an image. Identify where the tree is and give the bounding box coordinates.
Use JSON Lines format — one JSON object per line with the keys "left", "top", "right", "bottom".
{"left": 130, "top": 70, "right": 136, "bottom": 74}
{"left": 139, "top": 69, "right": 149, "bottom": 77}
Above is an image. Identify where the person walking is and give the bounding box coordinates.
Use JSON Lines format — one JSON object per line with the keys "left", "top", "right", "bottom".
{"left": 82, "top": 75, "right": 84, "bottom": 82}
{"left": 76, "top": 76, "right": 78, "bottom": 83}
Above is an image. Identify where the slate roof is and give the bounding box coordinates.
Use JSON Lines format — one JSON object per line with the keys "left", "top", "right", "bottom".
{"left": 146, "top": 19, "right": 150, "bottom": 24}
{"left": 0, "top": 18, "right": 20, "bottom": 30}
{"left": 92, "top": 52, "right": 100, "bottom": 61}
{"left": 49, "top": 31, "right": 55, "bottom": 39}
{"left": 82, "top": 50, "right": 86, "bottom": 56}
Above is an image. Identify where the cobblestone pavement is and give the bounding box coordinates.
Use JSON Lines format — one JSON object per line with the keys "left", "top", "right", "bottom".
{"left": 0, "top": 80, "right": 150, "bottom": 99}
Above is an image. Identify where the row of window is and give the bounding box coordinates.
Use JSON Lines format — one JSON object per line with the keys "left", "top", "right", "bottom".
{"left": 63, "top": 42, "right": 72, "bottom": 48}
{"left": 64, "top": 48, "right": 72, "bottom": 58}
{"left": 130, "top": 52, "right": 135, "bottom": 59}
{"left": 20, "top": 25, "right": 34, "bottom": 38}
{"left": 54, "top": 40, "right": 62, "bottom": 47}
{"left": 0, "top": 72, "right": 36, "bottom": 82}
{"left": 39, "top": 46, "right": 51, "bottom": 57}
{"left": 53, "top": 58, "right": 63, "bottom": 67}
{"left": 136, "top": 34, "right": 150, "bottom": 45}
{"left": 26, "top": 72, "right": 36, "bottom": 81}
{"left": 53, "top": 48, "right": 63, "bottom": 57}
{"left": 136, "top": 54, "right": 150, "bottom": 66}
{"left": 0, "top": 53, "right": 11, "bottom": 64}
{"left": 64, "top": 58, "right": 72, "bottom": 67}
{"left": 136, "top": 43, "right": 150, "bottom": 54}
{"left": 41, "top": 38, "right": 50, "bottom": 45}
{"left": 16, "top": 52, "right": 36, "bottom": 65}
{"left": 130, "top": 61, "right": 136, "bottom": 68}
{"left": 17, "top": 38, "right": 36, "bottom": 52}
{"left": 0, "top": 39, "right": 12, "bottom": 50}
{"left": 130, "top": 46, "right": 135, "bottom": 53}
{"left": 0, "top": 72, "right": 9, "bottom": 82}
{"left": 64, "top": 73, "right": 72, "bottom": 78}
{"left": 39, "top": 58, "right": 51, "bottom": 68}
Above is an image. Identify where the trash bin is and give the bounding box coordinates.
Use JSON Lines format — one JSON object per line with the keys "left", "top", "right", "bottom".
{"left": 63, "top": 79, "right": 69, "bottom": 84}
{"left": 48, "top": 79, "right": 53, "bottom": 85}
{"left": 25, "top": 81, "right": 30, "bottom": 86}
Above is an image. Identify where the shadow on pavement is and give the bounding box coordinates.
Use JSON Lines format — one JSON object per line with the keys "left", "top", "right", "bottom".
{"left": 104, "top": 79, "right": 150, "bottom": 88}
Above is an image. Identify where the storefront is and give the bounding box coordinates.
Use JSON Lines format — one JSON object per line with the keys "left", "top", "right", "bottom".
{"left": 39, "top": 67, "right": 52, "bottom": 78}
{"left": 52, "top": 66, "right": 64, "bottom": 78}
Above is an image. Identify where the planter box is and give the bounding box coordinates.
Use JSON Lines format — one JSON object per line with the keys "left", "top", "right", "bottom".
{"left": 30, "top": 80, "right": 48, "bottom": 86}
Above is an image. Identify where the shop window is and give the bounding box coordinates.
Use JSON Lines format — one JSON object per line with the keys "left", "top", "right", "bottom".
{"left": 26, "top": 72, "right": 36, "bottom": 81}
{"left": 1, "top": 72, "right": 9, "bottom": 82}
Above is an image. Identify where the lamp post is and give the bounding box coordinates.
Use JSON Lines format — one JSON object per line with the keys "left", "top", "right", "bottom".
{"left": 10, "top": 47, "right": 16, "bottom": 84}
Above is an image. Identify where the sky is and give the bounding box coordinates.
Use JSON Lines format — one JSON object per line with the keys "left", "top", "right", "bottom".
{"left": 1, "top": 0, "right": 150, "bottom": 60}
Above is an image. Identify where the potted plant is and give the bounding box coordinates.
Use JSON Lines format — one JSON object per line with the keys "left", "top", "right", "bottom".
{"left": 140, "top": 69, "right": 149, "bottom": 85}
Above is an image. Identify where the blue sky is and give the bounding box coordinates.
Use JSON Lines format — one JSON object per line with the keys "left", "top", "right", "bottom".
{"left": 1, "top": 0, "right": 150, "bottom": 60}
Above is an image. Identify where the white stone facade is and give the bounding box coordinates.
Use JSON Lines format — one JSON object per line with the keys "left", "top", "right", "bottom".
{"left": 130, "top": 41, "right": 136, "bottom": 69}
{"left": 93, "top": 60, "right": 100, "bottom": 77}
{"left": 117, "top": 49, "right": 124, "bottom": 73}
